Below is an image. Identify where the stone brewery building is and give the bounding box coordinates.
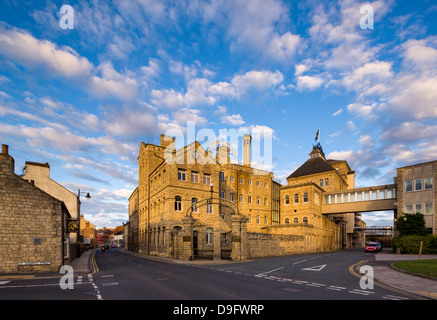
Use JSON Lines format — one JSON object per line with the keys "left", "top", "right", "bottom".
{"left": 127, "top": 133, "right": 437, "bottom": 261}
{"left": 0, "top": 145, "right": 71, "bottom": 273}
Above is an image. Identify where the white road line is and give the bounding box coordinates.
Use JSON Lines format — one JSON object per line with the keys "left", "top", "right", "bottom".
{"left": 292, "top": 259, "right": 307, "bottom": 265}
{"left": 254, "top": 267, "right": 284, "bottom": 277}
{"left": 88, "top": 273, "right": 103, "bottom": 300}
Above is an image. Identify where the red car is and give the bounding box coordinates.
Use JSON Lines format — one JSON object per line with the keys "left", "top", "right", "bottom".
{"left": 365, "top": 243, "right": 379, "bottom": 252}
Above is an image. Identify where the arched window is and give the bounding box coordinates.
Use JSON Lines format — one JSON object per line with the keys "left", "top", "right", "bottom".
{"left": 285, "top": 194, "right": 289, "bottom": 205}
{"left": 248, "top": 214, "right": 252, "bottom": 224}
{"left": 175, "top": 196, "right": 182, "bottom": 211}
{"left": 325, "top": 178, "right": 329, "bottom": 186}
{"left": 303, "top": 192, "right": 308, "bottom": 203}
{"left": 319, "top": 179, "right": 323, "bottom": 187}
{"left": 303, "top": 217, "right": 308, "bottom": 224}
{"left": 294, "top": 193, "right": 299, "bottom": 204}
{"left": 256, "top": 215, "right": 260, "bottom": 224}
{"left": 285, "top": 218, "right": 289, "bottom": 224}
{"left": 294, "top": 217, "right": 298, "bottom": 224}
{"left": 191, "top": 198, "right": 198, "bottom": 213}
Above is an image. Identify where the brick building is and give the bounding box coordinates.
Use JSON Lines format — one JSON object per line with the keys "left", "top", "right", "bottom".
{"left": 0, "top": 145, "right": 70, "bottom": 273}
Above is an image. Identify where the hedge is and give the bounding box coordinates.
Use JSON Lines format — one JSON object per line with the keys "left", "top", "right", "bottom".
{"left": 392, "top": 235, "right": 437, "bottom": 254}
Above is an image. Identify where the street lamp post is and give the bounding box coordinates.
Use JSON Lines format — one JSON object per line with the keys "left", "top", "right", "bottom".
{"left": 77, "top": 189, "right": 91, "bottom": 258}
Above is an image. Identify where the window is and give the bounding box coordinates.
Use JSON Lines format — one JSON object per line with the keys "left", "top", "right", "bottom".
{"left": 191, "top": 198, "right": 198, "bottom": 213}
{"left": 405, "top": 204, "right": 413, "bottom": 214}
{"left": 325, "top": 178, "right": 329, "bottom": 186}
{"left": 248, "top": 196, "right": 252, "bottom": 204}
{"left": 415, "top": 179, "right": 422, "bottom": 191}
{"left": 425, "top": 177, "right": 433, "bottom": 190}
{"left": 264, "top": 182, "right": 268, "bottom": 189}
{"left": 220, "top": 171, "right": 225, "bottom": 181}
{"left": 207, "top": 200, "right": 213, "bottom": 213}
{"left": 206, "top": 228, "right": 213, "bottom": 245}
{"left": 285, "top": 194, "right": 289, "bottom": 205}
{"left": 240, "top": 178, "right": 243, "bottom": 184}
{"left": 239, "top": 194, "right": 243, "bottom": 203}
{"left": 371, "top": 191, "right": 377, "bottom": 200}
{"left": 294, "top": 193, "right": 299, "bottom": 204}
{"left": 230, "top": 193, "right": 234, "bottom": 202}
{"left": 294, "top": 217, "right": 298, "bottom": 224}
{"left": 248, "top": 179, "right": 252, "bottom": 186}
{"left": 178, "top": 169, "right": 186, "bottom": 181}
{"left": 357, "top": 192, "right": 362, "bottom": 201}
{"left": 303, "top": 217, "right": 308, "bottom": 224}
{"left": 175, "top": 196, "right": 182, "bottom": 211}
{"left": 220, "top": 190, "right": 225, "bottom": 199}
{"left": 264, "top": 198, "right": 268, "bottom": 206}
{"left": 415, "top": 203, "right": 423, "bottom": 214}
{"left": 319, "top": 179, "right": 323, "bottom": 187}
{"left": 230, "top": 176, "right": 234, "bottom": 182}
{"left": 256, "top": 215, "right": 260, "bottom": 224}
{"left": 248, "top": 214, "right": 252, "bottom": 224}
{"left": 364, "top": 191, "right": 370, "bottom": 201}
{"left": 264, "top": 216, "right": 268, "bottom": 224}
{"left": 324, "top": 195, "right": 330, "bottom": 204}
{"left": 285, "top": 218, "right": 289, "bottom": 224}
{"left": 405, "top": 180, "right": 413, "bottom": 192}
{"left": 303, "top": 192, "right": 308, "bottom": 203}
{"left": 256, "top": 181, "right": 260, "bottom": 187}
{"left": 379, "top": 190, "right": 385, "bottom": 199}
{"left": 425, "top": 202, "right": 433, "bottom": 214}
{"left": 256, "top": 197, "right": 260, "bottom": 205}
{"left": 191, "top": 171, "right": 199, "bottom": 183}
{"left": 387, "top": 189, "right": 393, "bottom": 198}
{"left": 203, "top": 173, "right": 211, "bottom": 185}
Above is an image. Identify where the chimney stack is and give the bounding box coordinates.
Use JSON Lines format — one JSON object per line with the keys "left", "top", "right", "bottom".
{"left": 2, "top": 144, "right": 9, "bottom": 155}
{"left": 243, "top": 134, "right": 252, "bottom": 167}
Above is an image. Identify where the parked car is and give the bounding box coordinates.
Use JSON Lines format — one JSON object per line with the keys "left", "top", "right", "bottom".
{"left": 374, "top": 241, "right": 382, "bottom": 251}
{"left": 111, "top": 244, "right": 117, "bottom": 248}
{"left": 365, "top": 243, "right": 379, "bottom": 252}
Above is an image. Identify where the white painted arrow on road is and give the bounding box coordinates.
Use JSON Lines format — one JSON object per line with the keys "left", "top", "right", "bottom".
{"left": 301, "top": 264, "right": 327, "bottom": 272}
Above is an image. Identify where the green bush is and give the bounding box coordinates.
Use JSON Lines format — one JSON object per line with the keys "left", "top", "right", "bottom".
{"left": 392, "top": 235, "right": 435, "bottom": 254}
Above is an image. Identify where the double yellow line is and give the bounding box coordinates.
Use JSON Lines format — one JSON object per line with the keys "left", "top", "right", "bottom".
{"left": 349, "top": 260, "right": 428, "bottom": 300}
{"left": 91, "top": 250, "right": 99, "bottom": 274}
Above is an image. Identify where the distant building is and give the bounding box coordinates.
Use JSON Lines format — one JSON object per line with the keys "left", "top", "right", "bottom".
{"left": 0, "top": 144, "right": 70, "bottom": 273}
{"left": 80, "top": 215, "right": 97, "bottom": 249}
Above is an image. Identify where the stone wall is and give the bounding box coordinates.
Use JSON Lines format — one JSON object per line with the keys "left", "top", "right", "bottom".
{"left": 0, "top": 148, "right": 66, "bottom": 273}
{"left": 246, "top": 232, "right": 306, "bottom": 259}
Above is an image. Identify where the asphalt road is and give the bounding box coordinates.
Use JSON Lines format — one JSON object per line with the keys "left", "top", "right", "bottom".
{"left": 0, "top": 248, "right": 422, "bottom": 302}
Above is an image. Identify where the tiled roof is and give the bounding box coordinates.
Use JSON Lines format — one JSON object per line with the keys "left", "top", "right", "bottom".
{"left": 287, "top": 157, "right": 335, "bottom": 179}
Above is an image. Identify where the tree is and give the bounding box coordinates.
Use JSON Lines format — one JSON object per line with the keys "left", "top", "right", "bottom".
{"left": 395, "top": 213, "right": 429, "bottom": 236}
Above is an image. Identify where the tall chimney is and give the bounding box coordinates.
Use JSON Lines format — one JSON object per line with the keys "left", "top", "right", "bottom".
{"left": 2, "top": 144, "right": 9, "bottom": 155}
{"left": 243, "top": 134, "right": 252, "bottom": 167}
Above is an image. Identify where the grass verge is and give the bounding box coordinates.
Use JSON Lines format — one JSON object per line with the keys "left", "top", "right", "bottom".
{"left": 393, "top": 259, "right": 437, "bottom": 279}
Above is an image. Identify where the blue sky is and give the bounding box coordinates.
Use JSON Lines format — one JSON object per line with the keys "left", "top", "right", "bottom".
{"left": 0, "top": 0, "right": 436, "bottom": 228}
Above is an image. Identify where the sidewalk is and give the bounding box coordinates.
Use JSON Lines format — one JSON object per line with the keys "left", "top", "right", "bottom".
{"left": 372, "top": 253, "right": 437, "bottom": 300}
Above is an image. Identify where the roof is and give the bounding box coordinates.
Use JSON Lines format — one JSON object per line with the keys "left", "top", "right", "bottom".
{"left": 287, "top": 157, "right": 336, "bottom": 179}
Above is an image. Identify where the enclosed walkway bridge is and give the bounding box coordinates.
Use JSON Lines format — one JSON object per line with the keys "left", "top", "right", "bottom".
{"left": 321, "top": 184, "right": 397, "bottom": 215}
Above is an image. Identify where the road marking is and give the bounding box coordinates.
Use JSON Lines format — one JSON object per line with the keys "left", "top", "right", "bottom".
{"left": 88, "top": 274, "right": 102, "bottom": 300}
{"left": 383, "top": 295, "right": 410, "bottom": 300}
{"left": 349, "top": 289, "right": 374, "bottom": 296}
{"left": 254, "top": 267, "right": 284, "bottom": 277}
{"left": 326, "top": 286, "right": 346, "bottom": 291}
{"left": 0, "top": 281, "right": 10, "bottom": 285}
{"left": 306, "top": 282, "right": 326, "bottom": 288}
{"left": 292, "top": 259, "right": 307, "bottom": 265}
{"left": 102, "top": 282, "right": 119, "bottom": 286}
{"left": 101, "top": 275, "right": 114, "bottom": 278}
{"left": 302, "top": 264, "right": 327, "bottom": 272}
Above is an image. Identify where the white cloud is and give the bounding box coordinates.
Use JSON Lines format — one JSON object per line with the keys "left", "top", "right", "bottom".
{"left": 296, "top": 75, "right": 323, "bottom": 91}
{"left": 215, "top": 106, "right": 245, "bottom": 126}
{"left": 0, "top": 26, "right": 92, "bottom": 78}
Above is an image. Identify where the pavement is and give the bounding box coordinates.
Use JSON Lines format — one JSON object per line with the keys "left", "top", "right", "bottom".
{"left": 371, "top": 252, "right": 437, "bottom": 300}
{"left": 2, "top": 248, "right": 436, "bottom": 300}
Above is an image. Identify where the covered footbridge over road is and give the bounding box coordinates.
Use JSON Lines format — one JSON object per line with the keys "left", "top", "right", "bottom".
{"left": 321, "top": 184, "right": 397, "bottom": 215}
